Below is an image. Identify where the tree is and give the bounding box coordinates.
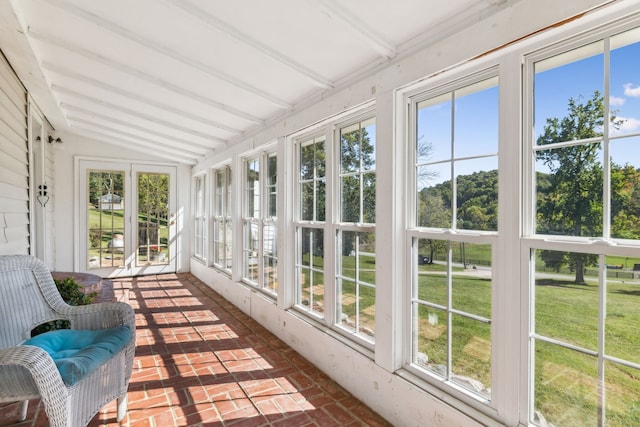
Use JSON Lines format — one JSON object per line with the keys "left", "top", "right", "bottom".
{"left": 536, "top": 91, "right": 619, "bottom": 283}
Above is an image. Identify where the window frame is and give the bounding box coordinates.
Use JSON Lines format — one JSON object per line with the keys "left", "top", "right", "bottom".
{"left": 401, "top": 66, "right": 501, "bottom": 411}
{"left": 334, "top": 111, "right": 377, "bottom": 347}
{"left": 241, "top": 150, "right": 279, "bottom": 296}
{"left": 523, "top": 20, "right": 640, "bottom": 427}
{"left": 211, "top": 164, "right": 233, "bottom": 274}
{"left": 193, "top": 173, "right": 207, "bottom": 262}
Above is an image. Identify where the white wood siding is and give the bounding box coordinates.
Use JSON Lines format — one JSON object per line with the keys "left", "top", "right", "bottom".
{"left": 0, "top": 51, "right": 29, "bottom": 255}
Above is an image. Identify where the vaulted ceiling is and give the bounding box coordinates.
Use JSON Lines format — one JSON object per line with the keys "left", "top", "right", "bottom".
{"left": 0, "top": 0, "right": 517, "bottom": 164}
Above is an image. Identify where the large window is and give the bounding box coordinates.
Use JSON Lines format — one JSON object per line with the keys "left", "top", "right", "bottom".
{"left": 212, "top": 165, "right": 232, "bottom": 273}
{"left": 296, "top": 135, "right": 326, "bottom": 317}
{"left": 336, "top": 116, "right": 377, "bottom": 343}
{"left": 407, "top": 72, "right": 498, "bottom": 400}
{"left": 193, "top": 174, "right": 206, "bottom": 260}
{"left": 242, "top": 152, "right": 278, "bottom": 294}
{"left": 294, "top": 112, "right": 377, "bottom": 345}
{"left": 527, "top": 26, "right": 640, "bottom": 427}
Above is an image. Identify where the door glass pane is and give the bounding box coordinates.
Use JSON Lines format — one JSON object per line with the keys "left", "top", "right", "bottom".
{"left": 137, "top": 172, "right": 170, "bottom": 266}
{"left": 87, "top": 170, "right": 125, "bottom": 269}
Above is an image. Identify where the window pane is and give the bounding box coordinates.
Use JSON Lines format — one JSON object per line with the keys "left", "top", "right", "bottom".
{"left": 451, "top": 314, "right": 491, "bottom": 397}
{"left": 341, "top": 176, "right": 360, "bottom": 223}
{"left": 417, "top": 163, "right": 452, "bottom": 228}
{"left": 454, "top": 79, "right": 498, "bottom": 158}
{"left": 451, "top": 243, "right": 492, "bottom": 318}
{"left": 610, "top": 136, "right": 640, "bottom": 240}
{"left": 414, "top": 305, "right": 448, "bottom": 376}
{"left": 455, "top": 159, "right": 498, "bottom": 231}
{"left": 316, "top": 179, "right": 326, "bottom": 222}
{"left": 605, "top": 361, "right": 640, "bottom": 426}
{"left": 363, "top": 172, "right": 376, "bottom": 224}
{"left": 609, "top": 29, "right": 640, "bottom": 138}
{"left": 534, "top": 249, "right": 599, "bottom": 350}
{"left": 300, "top": 142, "right": 315, "bottom": 180}
{"left": 535, "top": 144, "right": 603, "bottom": 237}
{"left": 605, "top": 256, "right": 640, "bottom": 365}
{"left": 246, "top": 158, "right": 259, "bottom": 218}
{"left": 534, "top": 42, "right": 604, "bottom": 140}
{"left": 298, "top": 227, "right": 324, "bottom": 317}
{"left": 417, "top": 93, "right": 452, "bottom": 164}
{"left": 416, "top": 237, "right": 448, "bottom": 305}
{"left": 533, "top": 340, "right": 598, "bottom": 426}
{"left": 267, "top": 154, "right": 277, "bottom": 218}
{"left": 300, "top": 182, "right": 314, "bottom": 221}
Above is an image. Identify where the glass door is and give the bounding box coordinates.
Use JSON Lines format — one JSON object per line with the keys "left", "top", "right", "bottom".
{"left": 79, "top": 160, "right": 177, "bottom": 277}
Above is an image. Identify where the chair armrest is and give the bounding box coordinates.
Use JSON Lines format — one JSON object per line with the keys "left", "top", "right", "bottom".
{"left": 0, "top": 346, "right": 70, "bottom": 419}
{"left": 65, "top": 302, "right": 135, "bottom": 331}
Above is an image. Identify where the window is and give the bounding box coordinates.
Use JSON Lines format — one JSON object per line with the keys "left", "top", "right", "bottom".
{"left": 293, "top": 109, "right": 377, "bottom": 346}
{"left": 336, "top": 116, "right": 377, "bottom": 343}
{"left": 242, "top": 152, "right": 278, "bottom": 294}
{"left": 296, "top": 135, "right": 326, "bottom": 317}
{"left": 526, "top": 26, "right": 640, "bottom": 427}
{"left": 193, "top": 174, "right": 206, "bottom": 260}
{"left": 212, "top": 165, "right": 232, "bottom": 273}
{"left": 407, "top": 72, "right": 499, "bottom": 400}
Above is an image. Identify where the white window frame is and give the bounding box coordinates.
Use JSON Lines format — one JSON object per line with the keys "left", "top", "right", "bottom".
{"left": 523, "top": 18, "right": 640, "bottom": 427}
{"left": 398, "top": 65, "right": 503, "bottom": 418}
{"left": 193, "top": 173, "right": 207, "bottom": 262}
{"left": 241, "top": 150, "right": 278, "bottom": 296}
{"left": 211, "top": 164, "right": 232, "bottom": 274}
{"left": 335, "top": 112, "right": 377, "bottom": 348}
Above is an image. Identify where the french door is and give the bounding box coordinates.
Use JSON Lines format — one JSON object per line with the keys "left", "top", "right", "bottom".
{"left": 78, "top": 160, "right": 177, "bottom": 277}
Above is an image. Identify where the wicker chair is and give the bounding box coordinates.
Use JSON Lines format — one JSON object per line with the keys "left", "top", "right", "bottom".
{"left": 0, "top": 255, "right": 135, "bottom": 427}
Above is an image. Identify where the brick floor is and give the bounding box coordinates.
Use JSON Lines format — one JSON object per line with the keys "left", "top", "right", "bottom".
{"left": 0, "top": 273, "right": 391, "bottom": 427}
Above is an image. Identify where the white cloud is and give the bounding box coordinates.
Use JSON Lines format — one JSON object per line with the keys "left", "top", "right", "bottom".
{"left": 610, "top": 96, "right": 626, "bottom": 106}
{"left": 616, "top": 116, "right": 640, "bottom": 133}
{"left": 623, "top": 83, "right": 640, "bottom": 97}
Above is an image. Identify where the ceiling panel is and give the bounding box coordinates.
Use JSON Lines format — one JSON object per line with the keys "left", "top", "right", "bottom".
{"left": 2, "top": 0, "right": 520, "bottom": 164}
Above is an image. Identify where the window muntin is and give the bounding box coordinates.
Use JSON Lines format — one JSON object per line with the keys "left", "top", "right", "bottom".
{"left": 408, "top": 72, "right": 498, "bottom": 401}
{"left": 528, "top": 26, "right": 640, "bottom": 427}
{"left": 212, "top": 166, "right": 232, "bottom": 272}
{"left": 193, "top": 175, "right": 206, "bottom": 260}
{"left": 415, "top": 76, "right": 499, "bottom": 232}
{"left": 242, "top": 153, "right": 278, "bottom": 294}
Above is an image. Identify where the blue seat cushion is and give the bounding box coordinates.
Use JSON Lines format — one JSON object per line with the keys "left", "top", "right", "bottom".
{"left": 22, "top": 325, "right": 131, "bottom": 386}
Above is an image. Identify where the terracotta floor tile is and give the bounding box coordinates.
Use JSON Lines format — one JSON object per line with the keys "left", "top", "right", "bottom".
{"left": 0, "top": 273, "right": 391, "bottom": 427}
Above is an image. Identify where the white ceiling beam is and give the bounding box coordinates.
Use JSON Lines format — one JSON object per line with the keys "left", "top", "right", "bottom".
{"left": 61, "top": 103, "right": 216, "bottom": 152}
{"left": 69, "top": 118, "right": 208, "bottom": 159}
{"left": 167, "top": 0, "right": 334, "bottom": 90}
{"left": 70, "top": 128, "right": 200, "bottom": 165}
{"left": 42, "top": 61, "right": 243, "bottom": 136}
{"left": 43, "top": 0, "right": 292, "bottom": 110}
{"left": 318, "top": 0, "right": 396, "bottom": 59}
{"left": 52, "top": 84, "right": 227, "bottom": 146}
{"left": 28, "top": 29, "right": 264, "bottom": 125}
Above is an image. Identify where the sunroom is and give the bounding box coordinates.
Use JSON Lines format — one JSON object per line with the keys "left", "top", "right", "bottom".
{"left": 1, "top": 1, "right": 639, "bottom": 426}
